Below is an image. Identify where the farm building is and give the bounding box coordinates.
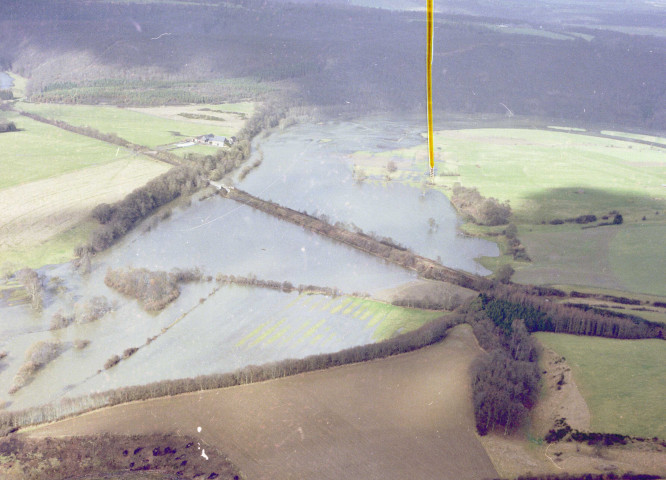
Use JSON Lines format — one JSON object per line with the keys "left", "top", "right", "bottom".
{"left": 196, "top": 134, "right": 231, "bottom": 147}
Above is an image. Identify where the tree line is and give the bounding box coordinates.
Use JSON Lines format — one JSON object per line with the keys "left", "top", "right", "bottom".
{"left": 470, "top": 318, "right": 540, "bottom": 435}
{"left": 226, "top": 188, "right": 491, "bottom": 291}
{"left": 450, "top": 184, "right": 512, "bottom": 226}
{"left": 477, "top": 287, "right": 664, "bottom": 340}
{"left": 78, "top": 103, "right": 286, "bottom": 256}
{"left": 0, "top": 315, "right": 461, "bottom": 433}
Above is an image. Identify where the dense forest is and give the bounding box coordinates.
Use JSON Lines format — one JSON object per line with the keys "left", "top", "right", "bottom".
{"left": 0, "top": 0, "right": 665, "bottom": 129}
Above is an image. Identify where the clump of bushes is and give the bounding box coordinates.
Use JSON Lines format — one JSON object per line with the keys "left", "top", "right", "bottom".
{"left": 50, "top": 297, "right": 115, "bottom": 330}
{"left": 105, "top": 267, "right": 203, "bottom": 311}
{"left": 75, "top": 296, "right": 115, "bottom": 323}
{"left": 105, "top": 268, "right": 175, "bottom": 311}
{"left": 50, "top": 311, "right": 74, "bottom": 330}
{"left": 0, "top": 119, "right": 16, "bottom": 131}
{"left": 73, "top": 339, "right": 90, "bottom": 350}
{"left": 15, "top": 268, "right": 43, "bottom": 311}
{"left": 9, "top": 341, "right": 64, "bottom": 394}
{"left": 104, "top": 355, "right": 121, "bottom": 370}
{"left": 450, "top": 184, "right": 511, "bottom": 226}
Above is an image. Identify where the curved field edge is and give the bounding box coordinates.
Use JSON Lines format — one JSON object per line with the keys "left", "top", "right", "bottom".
{"left": 25, "top": 324, "right": 497, "bottom": 480}
{"left": 534, "top": 332, "right": 666, "bottom": 439}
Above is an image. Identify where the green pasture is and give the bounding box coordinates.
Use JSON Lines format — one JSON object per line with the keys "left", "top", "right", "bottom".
{"left": 353, "top": 128, "right": 666, "bottom": 222}
{"left": 351, "top": 128, "right": 666, "bottom": 295}
{"left": 0, "top": 112, "right": 130, "bottom": 189}
{"left": 515, "top": 223, "right": 666, "bottom": 296}
{"left": 535, "top": 333, "right": 666, "bottom": 439}
{"left": 608, "top": 224, "right": 666, "bottom": 296}
{"left": 17, "top": 102, "right": 239, "bottom": 149}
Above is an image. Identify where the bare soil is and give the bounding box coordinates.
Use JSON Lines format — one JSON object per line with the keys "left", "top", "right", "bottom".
{"left": 26, "top": 325, "right": 497, "bottom": 480}
{"left": 479, "top": 344, "right": 666, "bottom": 479}
{"left": 530, "top": 346, "right": 591, "bottom": 437}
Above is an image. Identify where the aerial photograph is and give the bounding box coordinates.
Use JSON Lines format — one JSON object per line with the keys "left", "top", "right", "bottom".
{"left": 0, "top": 0, "right": 664, "bottom": 478}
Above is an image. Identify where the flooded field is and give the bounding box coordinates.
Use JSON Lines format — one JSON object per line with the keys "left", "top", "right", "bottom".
{"left": 237, "top": 118, "right": 499, "bottom": 274}
{"left": 0, "top": 116, "right": 497, "bottom": 412}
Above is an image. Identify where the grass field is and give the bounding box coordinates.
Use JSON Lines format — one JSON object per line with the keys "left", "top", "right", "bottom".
{"left": 0, "top": 111, "right": 132, "bottom": 189}
{"left": 514, "top": 223, "right": 666, "bottom": 296}
{"left": 535, "top": 333, "right": 666, "bottom": 438}
{"left": 351, "top": 127, "right": 666, "bottom": 294}
{"left": 0, "top": 155, "right": 169, "bottom": 268}
{"left": 353, "top": 128, "right": 666, "bottom": 222}
{"left": 17, "top": 102, "right": 250, "bottom": 149}
{"left": 28, "top": 325, "right": 497, "bottom": 480}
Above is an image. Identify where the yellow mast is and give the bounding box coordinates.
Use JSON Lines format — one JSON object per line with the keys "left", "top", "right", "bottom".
{"left": 426, "top": 0, "right": 434, "bottom": 179}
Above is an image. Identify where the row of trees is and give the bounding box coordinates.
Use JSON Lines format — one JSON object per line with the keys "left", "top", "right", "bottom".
{"left": 81, "top": 103, "right": 286, "bottom": 255}
{"left": 450, "top": 184, "right": 512, "bottom": 226}
{"left": 477, "top": 287, "right": 664, "bottom": 339}
{"left": 227, "top": 188, "right": 490, "bottom": 291}
{"left": 471, "top": 319, "right": 540, "bottom": 435}
{"left": 215, "top": 274, "right": 360, "bottom": 297}
{"left": 0, "top": 315, "right": 461, "bottom": 432}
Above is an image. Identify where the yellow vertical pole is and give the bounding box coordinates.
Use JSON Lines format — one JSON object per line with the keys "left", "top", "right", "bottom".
{"left": 426, "top": 0, "right": 434, "bottom": 179}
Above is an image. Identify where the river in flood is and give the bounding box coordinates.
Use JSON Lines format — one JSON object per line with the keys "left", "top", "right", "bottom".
{"left": 0, "top": 115, "right": 498, "bottom": 412}
{"left": 237, "top": 117, "right": 499, "bottom": 274}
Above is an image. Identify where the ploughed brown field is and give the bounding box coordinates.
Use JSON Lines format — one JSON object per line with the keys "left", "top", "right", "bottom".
{"left": 27, "top": 325, "right": 497, "bottom": 480}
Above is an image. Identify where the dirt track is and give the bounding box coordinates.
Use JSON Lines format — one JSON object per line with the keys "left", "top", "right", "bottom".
{"left": 28, "top": 325, "right": 497, "bottom": 480}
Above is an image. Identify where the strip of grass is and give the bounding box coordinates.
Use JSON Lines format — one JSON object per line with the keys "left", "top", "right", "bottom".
{"left": 355, "top": 299, "right": 445, "bottom": 341}
{"left": 535, "top": 333, "right": 666, "bottom": 439}
{"left": 0, "top": 112, "right": 128, "bottom": 189}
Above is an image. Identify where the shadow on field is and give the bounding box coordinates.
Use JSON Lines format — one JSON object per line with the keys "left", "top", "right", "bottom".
{"left": 523, "top": 187, "right": 665, "bottom": 223}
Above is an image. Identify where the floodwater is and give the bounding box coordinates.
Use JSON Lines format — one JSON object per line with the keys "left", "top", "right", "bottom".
{"left": 1, "top": 190, "right": 416, "bottom": 410}
{"left": 0, "top": 116, "right": 498, "bottom": 412}
{"left": 0, "top": 72, "right": 13, "bottom": 89}
{"left": 237, "top": 118, "right": 499, "bottom": 274}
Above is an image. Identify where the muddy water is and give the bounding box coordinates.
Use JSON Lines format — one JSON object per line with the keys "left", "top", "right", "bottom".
{"left": 237, "top": 118, "right": 499, "bottom": 274}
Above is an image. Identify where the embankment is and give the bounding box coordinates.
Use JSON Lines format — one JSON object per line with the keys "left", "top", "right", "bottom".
{"left": 224, "top": 188, "right": 492, "bottom": 291}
